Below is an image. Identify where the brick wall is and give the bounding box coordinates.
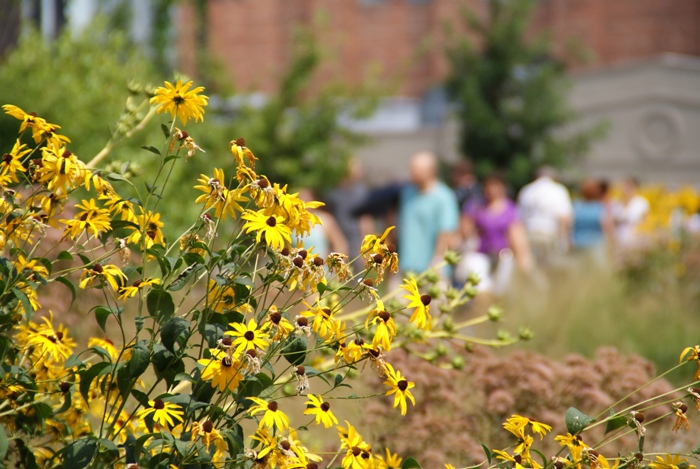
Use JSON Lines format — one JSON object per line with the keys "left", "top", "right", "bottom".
{"left": 177, "top": 0, "right": 700, "bottom": 97}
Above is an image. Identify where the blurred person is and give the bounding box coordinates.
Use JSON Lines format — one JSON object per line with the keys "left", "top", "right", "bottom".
{"left": 460, "top": 173, "right": 532, "bottom": 294}
{"left": 325, "top": 158, "right": 373, "bottom": 261}
{"left": 397, "top": 152, "right": 460, "bottom": 275}
{"left": 611, "top": 177, "right": 649, "bottom": 249}
{"left": 295, "top": 188, "right": 348, "bottom": 258}
{"left": 451, "top": 159, "right": 483, "bottom": 211}
{"left": 517, "top": 166, "right": 573, "bottom": 269}
{"left": 571, "top": 178, "right": 614, "bottom": 266}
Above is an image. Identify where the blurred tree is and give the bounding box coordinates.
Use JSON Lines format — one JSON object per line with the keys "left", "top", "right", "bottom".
{"left": 445, "top": 0, "right": 605, "bottom": 189}
{"left": 0, "top": 19, "right": 158, "bottom": 160}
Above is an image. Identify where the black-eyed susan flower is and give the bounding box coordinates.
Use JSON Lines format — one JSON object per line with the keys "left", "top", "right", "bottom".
{"left": 680, "top": 345, "right": 700, "bottom": 380}
{"left": 376, "top": 448, "right": 403, "bottom": 469}
{"left": 150, "top": 80, "right": 208, "bottom": 126}
{"left": 649, "top": 454, "right": 695, "bottom": 469}
{"left": 197, "top": 348, "right": 244, "bottom": 393}
{"left": 554, "top": 433, "right": 586, "bottom": 465}
{"left": 79, "top": 263, "right": 126, "bottom": 292}
{"left": 194, "top": 168, "right": 247, "bottom": 220}
{"left": 250, "top": 427, "right": 280, "bottom": 466}
{"left": 383, "top": 363, "right": 415, "bottom": 416}
{"left": 2, "top": 104, "right": 69, "bottom": 145}
{"left": 260, "top": 306, "right": 295, "bottom": 342}
{"left": 241, "top": 209, "right": 292, "bottom": 251}
{"left": 671, "top": 401, "right": 690, "bottom": 431}
{"left": 401, "top": 277, "right": 432, "bottom": 331}
{"left": 137, "top": 399, "right": 184, "bottom": 427}
{"left": 60, "top": 198, "right": 112, "bottom": 239}
{"left": 1, "top": 139, "right": 29, "bottom": 186}
{"left": 104, "top": 197, "right": 137, "bottom": 223}
{"left": 127, "top": 208, "right": 165, "bottom": 249}
{"left": 87, "top": 337, "right": 125, "bottom": 361}
{"left": 38, "top": 143, "right": 87, "bottom": 195}
{"left": 300, "top": 300, "right": 337, "bottom": 341}
{"left": 23, "top": 312, "right": 75, "bottom": 363}
{"left": 247, "top": 397, "right": 290, "bottom": 430}
{"left": 338, "top": 421, "right": 372, "bottom": 469}
{"left": 304, "top": 394, "right": 338, "bottom": 428}
{"left": 230, "top": 137, "right": 257, "bottom": 169}
{"left": 226, "top": 319, "right": 269, "bottom": 356}
{"left": 118, "top": 277, "right": 160, "bottom": 300}
{"left": 365, "top": 300, "right": 397, "bottom": 352}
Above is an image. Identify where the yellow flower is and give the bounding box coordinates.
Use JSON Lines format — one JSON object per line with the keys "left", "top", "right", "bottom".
{"left": 60, "top": 198, "right": 112, "bottom": 239}
{"left": 2, "top": 104, "right": 70, "bottom": 145}
{"left": 300, "top": 300, "right": 337, "bottom": 341}
{"left": 229, "top": 137, "right": 257, "bottom": 170}
{"left": 365, "top": 300, "right": 397, "bottom": 351}
{"left": 206, "top": 279, "right": 238, "bottom": 313}
{"left": 401, "top": 277, "right": 432, "bottom": 331}
{"left": 150, "top": 80, "right": 208, "bottom": 126}
{"left": 338, "top": 421, "right": 372, "bottom": 469}
{"left": 118, "top": 277, "right": 160, "bottom": 300}
{"left": 226, "top": 319, "right": 269, "bottom": 356}
{"left": 260, "top": 306, "right": 295, "bottom": 342}
{"left": 22, "top": 312, "right": 75, "bottom": 363}
{"left": 376, "top": 448, "right": 403, "bottom": 469}
{"left": 127, "top": 208, "right": 165, "bottom": 249}
{"left": 1, "top": 139, "right": 29, "bottom": 186}
{"left": 383, "top": 363, "right": 415, "bottom": 415}
{"left": 304, "top": 394, "right": 338, "bottom": 428}
{"left": 38, "top": 143, "right": 87, "bottom": 195}
{"left": 250, "top": 427, "right": 280, "bottom": 465}
{"left": 194, "top": 168, "right": 247, "bottom": 219}
{"left": 79, "top": 263, "right": 127, "bottom": 292}
{"left": 680, "top": 345, "right": 700, "bottom": 380}
{"left": 649, "top": 454, "right": 695, "bottom": 469}
{"left": 87, "top": 337, "right": 126, "bottom": 361}
{"left": 247, "top": 397, "right": 289, "bottom": 430}
{"left": 197, "top": 348, "right": 244, "bottom": 393}
{"left": 241, "top": 209, "right": 292, "bottom": 251}
{"left": 137, "top": 399, "right": 184, "bottom": 427}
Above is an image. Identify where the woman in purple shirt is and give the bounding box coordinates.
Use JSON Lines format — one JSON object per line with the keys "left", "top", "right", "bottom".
{"left": 461, "top": 173, "right": 533, "bottom": 273}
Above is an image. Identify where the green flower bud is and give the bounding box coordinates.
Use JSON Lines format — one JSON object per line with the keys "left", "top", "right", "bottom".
{"left": 467, "top": 271, "right": 481, "bottom": 286}
{"left": 282, "top": 383, "right": 296, "bottom": 396}
{"left": 425, "top": 271, "right": 440, "bottom": 284}
{"left": 464, "top": 285, "right": 478, "bottom": 299}
{"left": 444, "top": 249, "right": 460, "bottom": 266}
{"left": 442, "top": 316, "right": 455, "bottom": 332}
{"left": 497, "top": 329, "right": 513, "bottom": 342}
{"left": 487, "top": 306, "right": 504, "bottom": 322}
{"left": 435, "top": 342, "right": 448, "bottom": 357}
{"left": 518, "top": 326, "right": 534, "bottom": 341}
{"left": 444, "top": 287, "right": 458, "bottom": 300}
{"left": 427, "top": 285, "right": 441, "bottom": 299}
{"left": 451, "top": 355, "right": 465, "bottom": 369}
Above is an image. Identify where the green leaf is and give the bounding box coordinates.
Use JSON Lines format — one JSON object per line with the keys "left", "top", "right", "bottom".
{"left": 131, "top": 389, "right": 150, "bottom": 408}
{"left": 281, "top": 335, "right": 307, "bottom": 366}
{"left": 0, "top": 424, "right": 8, "bottom": 461}
{"left": 480, "top": 442, "right": 492, "bottom": 464}
{"left": 65, "top": 354, "right": 84, "bottom": 369}
{"left": 401, "top": 457, "right": 423, "bottom": 469}
{"left": 94, "top": 306, "right": 112, "bottom": 333}
{"left": 161, "top": 123, "right": 170, "bottom": 138}
{"left": 55, "top": 390, "right": 72, "bottom": 414}
{"left": 57, "top": 250, "right": 73, "bottom": 260}
{"left": 531, "top": 448, "right": 548, "bottom": 468}
{"left": 106, "top": 172, "right": 128, "bottom": 182}
{"left": 79, "top": 362, "right": 111, "bottom": 402}
{"left": 63, "top": 438, "right": 97, "bottom": 468}
{"left": 164, "top": 154, "right": 181, "bottom": 163}
{"left": 565, "top": 407, "right": 595, "bottom": 434}
{"left": 53, "top": 276, "right": 76, "bottom": 306}
{"left": 12, "top": 287, "right": 32, "bottom": 320}
{"left": 126, "top": 343, "right": 150, "bottom": 378}
{"left": 141, "top": 145, "right": 161, "bottom": 156}
{"left": 604, "top": 408, "right": 627, "bottom": 434}
{"left": 147, "top": 287, "right": 175, "bottom": 321}
{"left": 98, "top": 438, "right": 119, "bottom": 459}
{"left": 160, "top": 317, "right": 190, "bottom": 354}
{"left": 317, "top": 281, "right": 328, "bottom": 295}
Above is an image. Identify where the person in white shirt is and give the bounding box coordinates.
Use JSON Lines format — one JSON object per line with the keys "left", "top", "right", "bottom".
{"left": 516, "top": 167, "right": 573, "bottom": 269}
{"left": 612, "top": 177, "right": 649, "bottom": 249}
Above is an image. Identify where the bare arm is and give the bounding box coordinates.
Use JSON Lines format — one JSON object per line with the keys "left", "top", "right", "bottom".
{"left": 433, "top": 231, "right": 456, "bottom": 263}
{"left": 322, "top": 213, "right": 349, "bottom": 255}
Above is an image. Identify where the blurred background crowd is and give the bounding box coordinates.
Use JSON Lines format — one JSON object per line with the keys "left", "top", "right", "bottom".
{"left": 2, "top": 0, "right": 700, "bottom": 418}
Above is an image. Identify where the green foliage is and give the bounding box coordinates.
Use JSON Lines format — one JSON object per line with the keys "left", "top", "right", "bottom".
{"left": 0, "top": 19, "right": 158, "bottom": 161}
{"left": 445, "top": 0, "right": 605, "bottom": 188}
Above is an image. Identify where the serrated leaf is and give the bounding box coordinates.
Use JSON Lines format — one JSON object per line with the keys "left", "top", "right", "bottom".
{"left": 401, "top": 457, "right": 423, "bottom": 469}
{"left": 565, "top": 407, "right": 595, "bottom": 434}
{"left": 141, "top": 145, "right": 161, "bottom": 156}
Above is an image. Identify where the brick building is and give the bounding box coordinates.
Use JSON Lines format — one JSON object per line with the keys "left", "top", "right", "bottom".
{"left": 176, "top": 0, "right": 700, "bottom": 98}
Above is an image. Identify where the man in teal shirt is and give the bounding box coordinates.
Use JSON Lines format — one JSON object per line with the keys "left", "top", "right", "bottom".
{"left": 398, "top": 152, "right": 460, "bottom": 273}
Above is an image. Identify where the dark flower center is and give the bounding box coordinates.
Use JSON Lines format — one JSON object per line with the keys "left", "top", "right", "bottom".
{"left": 178, "top": 130, "right": 189, "bottom": 140}
{"left": 297, "top": 249, "right": 308, "bottom": 259}
{"left": 235, "top": 137, "right": 246, "bottom": 147}
{"left": 267, "top": 401, "right": 278, "bottom": 411}
{"left": 59, "top": 381, "right": 71, "bottom": 393}
{"left": 270, "top": 312, "right": 282, "bottom": 324}
{"left": 307, "top": 464, "right": 318, "bottom": 469}
{"left": 296, "top": 365, "right": 306, "bottom": 376}
{"left": 397, "top": 379, "right": 408, "bottom": 391}
{"left": 221, "top": 356, "right": 233, "bottom": 367}
{"left": 373, "top": 253, "right": 384, "bottom": 264}
{"left": 293, "top": 257, "right": 304, "bottom": 268}
{"left": 221, "top": 337, "right": 232, "bottom": 346}
{"left": 257, "top": 178, "right": 269, "bottom": 189}
{"left": 420, "top": 294, "right": 432, "bottom": 306}
{"left": 297, "top": 317, "right": 309, "bottom": 327}
{"left": 133, "top": 280, "right": 142, "bottom": 287}
{"left": 266, "top": 216, "right": 277, "bottom": 227}
{"left": 313, "top": 256, "right": 324, "bottom": 267}
{"left": 173, "top": 95, "right": 185, "bottom": 105}
{"left": 92, "top": 263, "right": 103, "bottom": 273}
{"left": 62, "top": 149, "right": 72, "bottom": 158}
{"left": 363, "top": 278, "right": 374, "bottom": 287}
{"left": 154, "top": 399, "right": 165, "bottom": 410}
{"left": 378, "top": 311, "right": 391, "bottom": 322}
{"left": 244, "top": 331, "right": 255, "bottom": 341}
{"left": 322, "top": 308, "right": 331, "bottom": 318}
{"left": 387, "top": 243, "right": 397, "bottom": 253}
{"left": 280, "top": 246, "right": 290, "bottom": 256}
{"left": 202, "top": 420, "right": 214, "bottom": 433}
{"left": 351, "top": 447, "right": 362, "bottom": 457}
{"left": 321, "top": 402, "right": 331, "bottom": 412}
{"left": 2, "top": 153, "right": 11, "bottom": 163}
{"left": 246, "top": 349, "right": 257, "bottom": 358}
{"left": 147, "top": 230, "right": 157, "bottom": 240}
{"left": 280, "top": 440, "right": 291, "bottom": 451}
